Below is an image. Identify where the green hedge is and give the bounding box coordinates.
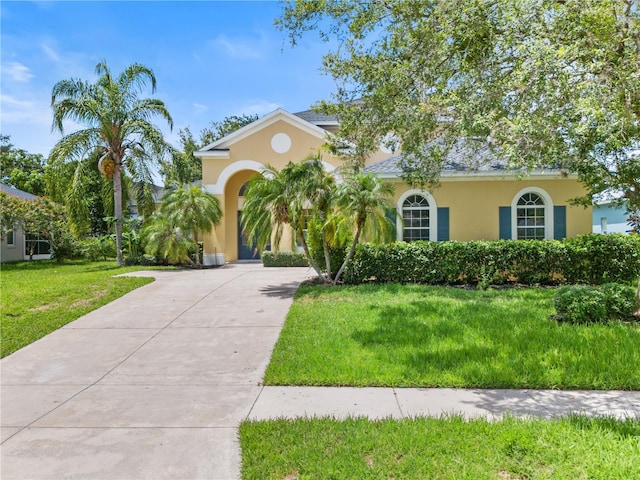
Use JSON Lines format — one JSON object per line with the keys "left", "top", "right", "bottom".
{"left": 343, "top": 234, "right": 640, "bottom": 286}
{"left": 262, "top": 251, "right": 309, "bottom": 267}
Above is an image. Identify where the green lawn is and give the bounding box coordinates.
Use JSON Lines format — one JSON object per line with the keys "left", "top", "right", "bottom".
{"left": 265, "top": 284, "right": 640, "bottom": 390}
{"left": 0, "top": 260, "right": 165, "bottom": 357}
{"left": 240, "top": 415, "right": 640, "bottom": 480}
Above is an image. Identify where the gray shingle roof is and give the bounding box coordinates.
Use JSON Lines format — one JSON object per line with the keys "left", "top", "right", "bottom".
{"left": 365, "top": 138, "right": 509, "bottom": 175}
{"left": 0, "top": 183, "right": 39, "bottom": 201}
{"left": 293, "top": 109, "right": 338, "bottom": 124}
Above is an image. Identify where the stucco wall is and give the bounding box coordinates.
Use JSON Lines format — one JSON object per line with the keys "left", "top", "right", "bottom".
{"left": 390, "top": 176, "right": 591, "bottom": 240}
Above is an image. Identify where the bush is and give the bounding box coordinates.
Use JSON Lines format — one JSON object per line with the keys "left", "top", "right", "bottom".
{"left": 343, "top": 234, "right": 640, "bottom": 287}
{"left": 262, "top": 251, "right": 309, "bottom": 267}
{"left": 124, "top": 255, "right": 141, "bottom": 266}
{"left": 564, "top": 234, "right": 640, "bottom": 284}
{"left": 139, "top": 254, "right": 157, "bottom": 266}
{"left": 307, "top": 219, "right": 347, "bottom": 276}
{"left": 78, "top": 236, "right": 116, "bottom": 261}
{"left": 554, "top": 283, "right": 638, "bottom": 324}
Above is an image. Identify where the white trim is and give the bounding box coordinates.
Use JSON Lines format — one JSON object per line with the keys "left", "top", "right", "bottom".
{"left": 203, "top": 160, "right": 270, "bottom": 195}
{"left": 194, "top": 150, "right": 230, "bottom": 159}
{"left": 196, "top": 109, "right": 329, "bottom": 154}
{"left": 397, "top": 189, "right": 438, "bottom": 242}
{"left": 511, "top": 187, "right": 554, "bottom": 240}
{"left": 373, "top": 170, "right": 576, "bottom": 181}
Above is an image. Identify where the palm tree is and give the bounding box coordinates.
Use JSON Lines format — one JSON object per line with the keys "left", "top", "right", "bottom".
{"left": 160, "top": 184, "right": 222, "bottom": 265}
{"left": 50, "top": 61, "right": 173, "bottom": 265}
{"left": 241, "top": 161, "right": 326, "bottom": 277}
{"left": 142, "top": 213, "right": 192, "bottom": 265}
{"left": 332, "top": 172, "right": 395, "bottom": 284}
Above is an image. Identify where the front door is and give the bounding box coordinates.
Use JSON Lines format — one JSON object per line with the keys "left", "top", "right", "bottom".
{"left": 237, "top": 211, "right": 260, "bottom": 260}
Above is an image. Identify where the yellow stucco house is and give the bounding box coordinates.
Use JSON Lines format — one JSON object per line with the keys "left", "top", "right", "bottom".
{"left": 195, "top": 108, "right": 592, "bottom": 265}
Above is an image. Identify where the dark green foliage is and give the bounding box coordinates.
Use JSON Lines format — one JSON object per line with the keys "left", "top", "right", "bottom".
{"left": 563, "top": 234, "right": 640, "bottom": 284}
{"left": 554, "top": 286, "right": 608, "bottom": 324}
{"left": 343, "top": 234, "right": 640, "bottom": 286}
{"left": 78, "top": 236, "right": 117, "bottom": 261}
{"left": 306, "top": 219, "right": 347, "bottom": 275}
{"left": 554, "top": 283, "right": 638, "bottom": 324}
{"left": 262, "top": 251, "right": 309, "bottom": 267}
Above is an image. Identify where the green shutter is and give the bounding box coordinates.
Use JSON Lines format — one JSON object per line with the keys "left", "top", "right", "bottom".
{"left": 499, "top": 207, "right": 511, "bottom": 239}
{"left": 385, "top": 208, "right": 397, "bottom": 241}
{"left": 554, "top": 206, "right": 567, "bottom": 240}
{"left": 437, "top": 207, "right": 449, "bottom": 241}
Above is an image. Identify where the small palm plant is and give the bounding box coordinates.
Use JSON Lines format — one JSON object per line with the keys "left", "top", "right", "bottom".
{"left": 160, "top": 185, "right": 222, "bottom": 265}
{"left": 332, "top": 172, "right": 395, "bottom": 284}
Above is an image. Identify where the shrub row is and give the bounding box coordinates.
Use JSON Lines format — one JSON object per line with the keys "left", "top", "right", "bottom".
{"left": 554, "top": 283, "right": 639, "bottom": 324}
{"left": 262, "top": 251, "right": 309, "bottom": 267}
{"left": 343, "top": 234, "right": 640, "bottom": 286}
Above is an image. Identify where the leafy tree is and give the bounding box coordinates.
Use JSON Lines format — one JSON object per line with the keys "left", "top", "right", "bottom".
{"left": 0, "top": 191, "right": 73, "bottom": 261}
{"left": 160, "top": 184, "right": 222, "bottom": 265}
{"left": 50, "top": 60, "right": 173, "bottom": 266}
{"left": 278, "top": 0, "right": 640, "bottom": 211}
{"left": 161, "top": 127, "right": 202, "bottom": 186}
{"left": 199, "top": 114, "right": 259, "bottom": 146}
{"left": 0, "top": 135, "right": 47, "bottom": 196}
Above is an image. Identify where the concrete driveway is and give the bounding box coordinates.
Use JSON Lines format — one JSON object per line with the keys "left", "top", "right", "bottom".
{"left": 1, "top": 263, "right": 313, "bottom": 480}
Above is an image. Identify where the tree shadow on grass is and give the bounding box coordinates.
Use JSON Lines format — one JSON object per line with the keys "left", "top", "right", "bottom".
{"left": 350, "top": 295, "right": 553, "bottom": 387}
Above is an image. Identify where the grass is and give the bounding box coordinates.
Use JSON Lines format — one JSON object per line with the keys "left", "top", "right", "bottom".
{"left": 264, "top": 284, "right": 640, "bottom": 390}
{"left": 240, "top": 415, "right": 640, "bottom": 479}
{"left": 0, "top": 259, "right": 167, "bottom": 357}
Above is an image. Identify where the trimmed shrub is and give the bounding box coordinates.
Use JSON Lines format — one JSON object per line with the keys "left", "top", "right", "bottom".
{"left": 343, "top": 234, "right": 640, "bottom": 287}
{"left": 600, "top": 283, "right": 639, "bottom": 320}
{"left": 554, "top": 283, "right": 638, "bottom": 324}
{"left": 554, "top": 286, "right": 607, "bottom": 324}
{"left": 564, "top": 234, "right": 640, "bottom": 285}
{"left": 262, "top": 251, "right": 309, "bottom": 267}
{"left": 140, "top": 254, "right": 157, "bottom": 266}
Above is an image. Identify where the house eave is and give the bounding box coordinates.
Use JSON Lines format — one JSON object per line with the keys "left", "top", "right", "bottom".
{"left": 374, "top": 170, "right": 578, "bottom": 181}
{"left": 194, "top": 149, "right": 230, "bottom": 159}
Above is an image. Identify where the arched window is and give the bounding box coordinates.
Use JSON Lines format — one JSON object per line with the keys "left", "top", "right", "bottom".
{"left": 511, "top": 188, "right": 554, "bottom": 240}
{"left": 399, "top": 191, "right": 437, "bottom": 242}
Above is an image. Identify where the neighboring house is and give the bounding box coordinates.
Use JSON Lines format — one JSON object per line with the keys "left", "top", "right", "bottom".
{"left": 0, "top": 183, "right": 52, "bottom": 262}
{"left": 592, "top": 199, "right": 632, "bottom": 234}
{"left": 195, "top": 108, "right": 592, "bottom": 265}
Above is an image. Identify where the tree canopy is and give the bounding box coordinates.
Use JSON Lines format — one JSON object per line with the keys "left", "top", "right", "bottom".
{"left": 0, "top": 135, "right": 47, "bottom": 196}
{"left": 278, "top": 0, "right": 640, "bottom": 212}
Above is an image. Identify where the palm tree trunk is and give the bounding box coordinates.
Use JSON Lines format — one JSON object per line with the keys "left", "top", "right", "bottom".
{"left": 333, "top": 223, "right": 363, "bottom": 285}
{"left": 297, "top": 229, "right": 325, "bottom": 280}
{"left": 113, "top": 161, "right": 124, "bottom": 266}
{"left": 193, "top": 232, "right": 201, "bottom": 265}
{"left": 322, "top": 231, "right": 332, "bottom": 280}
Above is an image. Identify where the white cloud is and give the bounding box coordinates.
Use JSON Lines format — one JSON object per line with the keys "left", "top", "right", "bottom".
{"left": 40, "top": 42, "right": 61, "bottom": 62}
{"left": 212, "top": 34, "right": 266, "bottom": 60}
{"left": 2, "top": 62, "right": 34, "bottom": 83}
{"left": 192, "top": 103, "right": 208, "bottom": 111}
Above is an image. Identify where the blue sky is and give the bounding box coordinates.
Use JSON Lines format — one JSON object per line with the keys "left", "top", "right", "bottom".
{"left": 1, "top": 1, "right": 337, "bottom": 156}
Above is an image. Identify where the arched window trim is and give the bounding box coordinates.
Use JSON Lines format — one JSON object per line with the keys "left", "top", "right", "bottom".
{"left": 510, "top": 187, "right": 554, "bottom": 240}
{"left": 397, "top": 189, "right": 438, "bottom": 242}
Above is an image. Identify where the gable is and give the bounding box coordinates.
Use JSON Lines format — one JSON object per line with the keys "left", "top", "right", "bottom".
{"left": 196, "top": 108, "right": 329, "bottom": 156}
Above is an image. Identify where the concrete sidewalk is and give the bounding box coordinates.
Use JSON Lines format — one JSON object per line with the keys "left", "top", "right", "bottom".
{"left": 2, "top": 264, "right": 639, "bottom": 480}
